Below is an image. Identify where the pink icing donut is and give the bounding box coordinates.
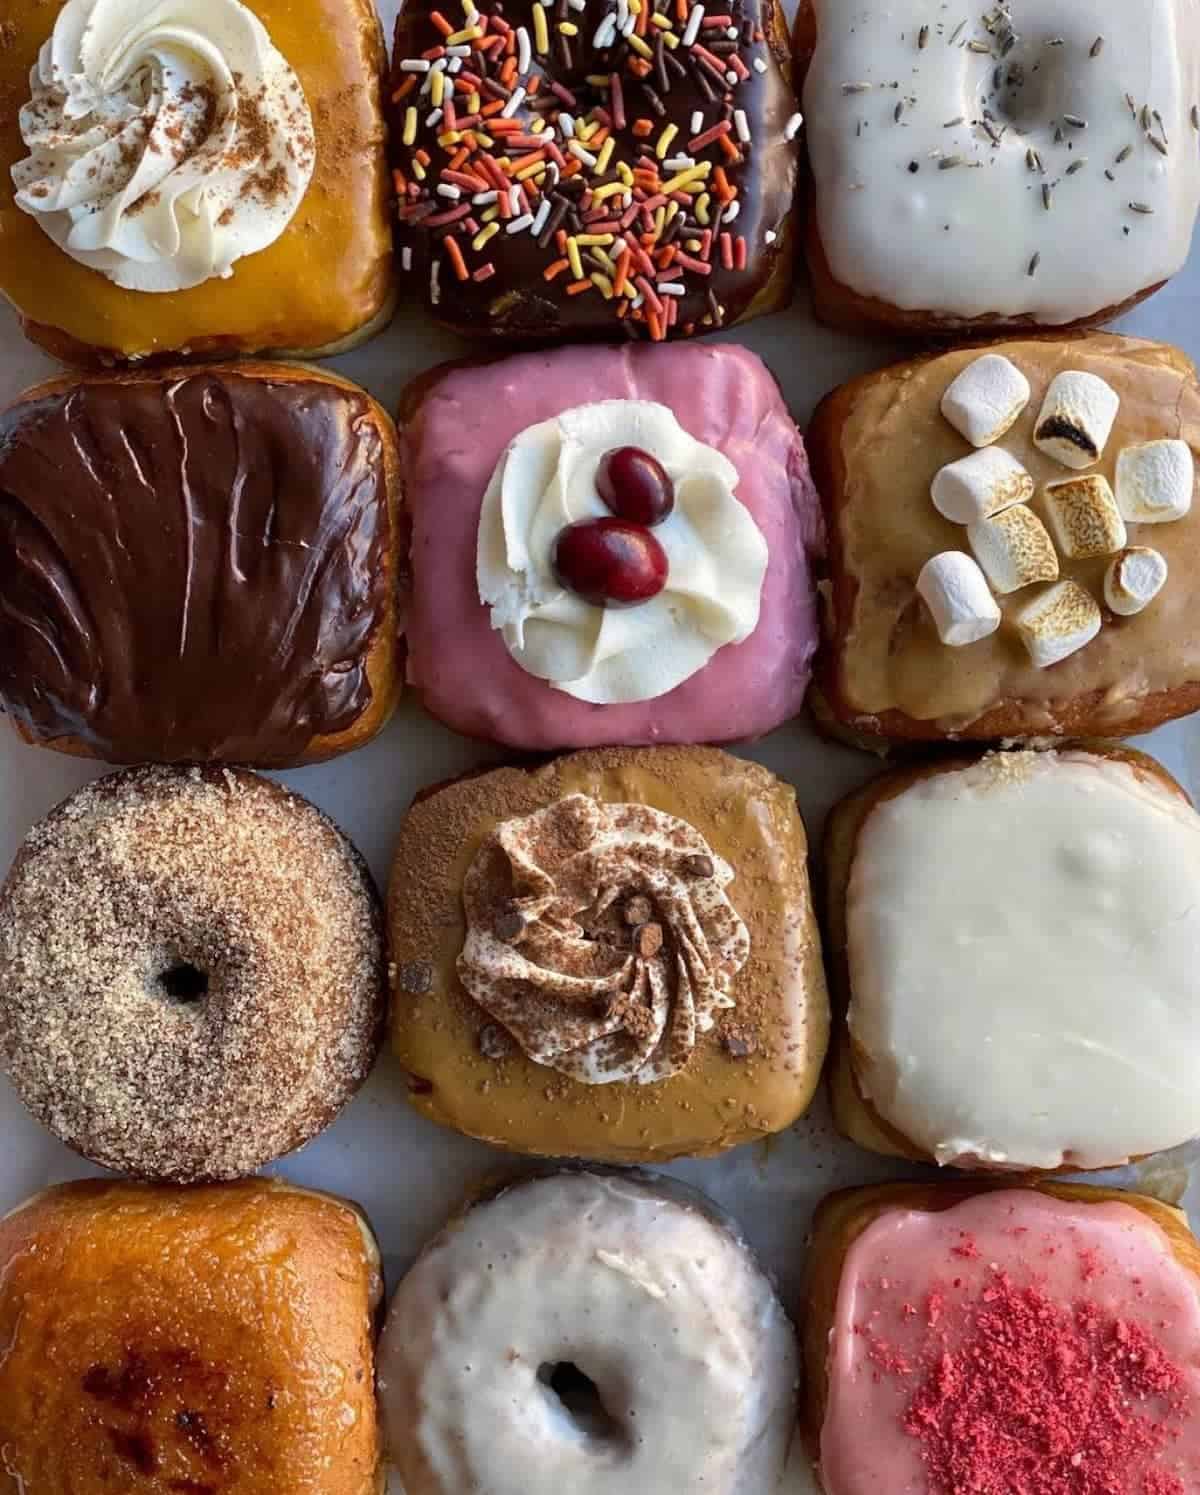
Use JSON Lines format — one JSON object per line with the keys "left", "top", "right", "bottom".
{"left": 401, "top": 341, "right": 823, "bottom": 749}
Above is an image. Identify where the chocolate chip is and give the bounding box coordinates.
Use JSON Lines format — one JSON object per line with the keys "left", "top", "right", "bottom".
{"left": 682, "top": 853, "right": 715, "bottom": 878}
{"left": 494, "top": 907, "right": 527, "bottom": 944}
{"left": 723, "top": 1033, "right": 758, "bottom": 1059}
{"left": 479, "top": 1023, "right": 516, "bottom": 1059}
{"left": 624, "top": 895, "right": 653, "bottom": 926}
{"left": 634, "top": 922, "right": 664, "bottom": 959}
{"left": 397, "top": 960, "right": 433, "bottom": 995}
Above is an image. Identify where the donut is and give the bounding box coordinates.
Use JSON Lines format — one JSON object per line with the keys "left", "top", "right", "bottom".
{"left": 0, "top": 1178, "right": 383, "bottom": 1495}
{"left": 823, "top": 747, "right": 1200, "bottom": 1172}
{"left": 794, "top": 0, "right": 1200, "bottom": 337}
{"left": 0, "top": 0, "right": 394, "bottom": 366}
{"left": 385, "top": 0, "right": 800, "bottom": 341}
{"left": 376, "top": 1171, "right": 798, "bottom": 1495}
{"left": 399, "top": 342, "right": 822, "bottom": 748}
{"left": 807, "top": 334, "right": 1200, "bottom": 746}
{"left": 0, "top": 766, "right": 386, "bottom": 1182}
{"left": 803, "top": 1182, "right": 1200, "bottom": 1494}
{"left": 387, "top": 745, "right": 829, "bottom": 1162}
{"left": 0, "top": 364, "right": 404, "bottom": 768}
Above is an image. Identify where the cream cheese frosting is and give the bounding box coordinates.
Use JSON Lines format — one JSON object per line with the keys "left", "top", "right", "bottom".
{"left": 476, "top": 400, "right": 768, "bottom": 705}
{"left": 457, "top": 794, "right": 749, "bottom": 1085}
{"left": 846, "top": 751, "right": 1200, "bottom": 1169}
{"left": 377, "top": 1172, "right": 799, "bottom": 1495}
{"left": 802, "top": 0, "right": 1200, "bottom": 323}
{"left": 12, "top": 0, "right": 315, "bottom": 293}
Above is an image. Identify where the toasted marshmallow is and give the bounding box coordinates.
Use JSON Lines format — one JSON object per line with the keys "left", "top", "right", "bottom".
{"left": 967, "top": 505, "right": 1059, "bottom": 594}
{"left": 1014, "top": 580, "right": 1102, "bottom": 668}
{"left": 1043, "top": 475, "right": 1127, "bottom": 559}
{"left": 916, "top": 552, "right": 1002, "bottom": 647}
{"left": 931, "top": 447, "right": 1034, "bottom": 524}
{"left": 1114, "top": 439, "right": 1195, "bottom": 523}
{"left": 1033, "top": 371, "right": 1120, "bottom": 470}
{"left": 1104, "top": 547, "right": 1169, "bottom": 617}
{"left": 940, "top": 354, "right": 1032, "bottom": 447}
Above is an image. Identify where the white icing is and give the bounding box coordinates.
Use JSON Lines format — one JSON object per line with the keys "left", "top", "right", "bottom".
{"left": 846, "top": 751, "right": 1200, "bottom": 1169}
{"left": 376, "top": 1173, "right": 799, "bottom": 1495}
{"left": 11, "top": 0, "right": 315, "bottom": 293}
{"left": 802, "top": 1, "right": 1200, "bottom": 323}
{"left": 476, "top": 400, "right": 768, "bottom": 705}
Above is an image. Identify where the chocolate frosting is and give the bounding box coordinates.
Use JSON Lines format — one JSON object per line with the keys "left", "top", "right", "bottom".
{"left": 0, "top": 372, "right": 390, "bottom": 764}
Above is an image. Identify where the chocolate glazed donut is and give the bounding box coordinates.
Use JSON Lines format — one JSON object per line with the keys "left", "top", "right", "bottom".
{"left": 0, "top": 365, "right": 401, "bottom": 767}
{"left": 386, "top": 0, "right": 800, "bottom": 340}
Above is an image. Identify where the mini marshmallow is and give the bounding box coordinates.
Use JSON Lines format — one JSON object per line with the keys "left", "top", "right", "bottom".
{"left": 1104, "top": 547, "right": 1169, "bottom": 616}
{"left": 1042, "top": 474, "right": 1127, "bottom": 559}
{"left": 916, "top": 551, "right": 1002, "bottom": 646}
{"left": 940, "top": 354, "right": 1032, "bottom": 447}
{"left": 967, "top": 505, "right": 1059, "bottom": 594}
{"left": 1013, "top": 580, "right": 1102, "bottom": 668}
{"left": 1033, "top": 371, "right": 1120, "bottom": 470}
{"left": 931, "top": 447, "right": 1034, "bottom": 524}
{"left": 1114, "top": 439, "right": 1195, "bottom": 523}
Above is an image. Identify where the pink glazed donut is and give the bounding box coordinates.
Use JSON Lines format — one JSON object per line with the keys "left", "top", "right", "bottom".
{"left": 400, "top": 342, "right": 823, "bottom": 749}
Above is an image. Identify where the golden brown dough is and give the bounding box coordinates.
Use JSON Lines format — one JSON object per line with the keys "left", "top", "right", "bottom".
{"left": 0, "top": 1178, "right": 383, "bottom": 1495}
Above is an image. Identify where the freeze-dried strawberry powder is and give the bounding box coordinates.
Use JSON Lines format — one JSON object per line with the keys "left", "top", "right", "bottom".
{"left": 900, "top": 1273, "right": 1188, "bottom": 1495}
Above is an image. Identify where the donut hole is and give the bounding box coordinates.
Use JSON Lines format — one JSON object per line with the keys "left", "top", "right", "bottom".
{"left": 978, "top": 36, "right": 1072, "bottom": 133}
{"left": 537, "top": 1362, "right": 626, "bottom": 1451}
{"left": 156, "top": 962, "right": 210, "bottom": 1005}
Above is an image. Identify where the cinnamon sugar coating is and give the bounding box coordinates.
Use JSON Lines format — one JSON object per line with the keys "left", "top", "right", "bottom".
{"left": 0, "top": 767, "right": 385, "bottom": 1181}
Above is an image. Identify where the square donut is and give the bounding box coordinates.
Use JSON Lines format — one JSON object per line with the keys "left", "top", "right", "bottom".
{"left": 808, "top": 334, "right": 1200, "bottom": 745}
{"left": 794, "top": 0, "right": 1200, "bottom": 336}
{"left": 386, "top": 0, "right": 800, "bottom": 340}
{"left": 0, "top": 1179, "right": 381, "bottom": 1495}
{"left": 802, "top": 1181, "right": 1200, "bottom": 1495}
{"left": 823, "top": 746, "right": 1200, "bottom": 1173}
{"left": 0, "top": 0, "right": 394, "bottom": 364}
{"left": 401, "top": 341, "right": 823, "bottom": 748}
{"left": 388, "top": 745, "right": 829, "bottom": 1161}
{"left": 0, "top": 363, "right": 402, "bottom": 767}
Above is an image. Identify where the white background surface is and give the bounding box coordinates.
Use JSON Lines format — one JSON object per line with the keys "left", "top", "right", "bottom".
{"left": 3, "top": 2, "right": 1200, "bottom": 1489}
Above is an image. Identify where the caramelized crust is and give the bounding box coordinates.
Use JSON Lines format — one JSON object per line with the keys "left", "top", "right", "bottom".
{"left": 821, "top": 745, "right": 1192, "bottom": 1163}
{"left": 0, "top": 1179, "right": 383, "bottom": 1495}
{"left": 388, "top": 746, "right": 829, "bottom": 1161}
{"left": 800, "top": 1180, "right": 1200, "bottom": 1469}
{"left": 0, "top": 0, "right": 395, "bottom": 364}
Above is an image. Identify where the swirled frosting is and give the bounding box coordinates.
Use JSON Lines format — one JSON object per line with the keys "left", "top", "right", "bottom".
{"left": 457, "top": 794, "right": 750, "bottom": 1084}
{"left": 476, "top": 400, "right": 768, "bottom": 705}
{"left": 11, "top": 0, "right": 315, "bottom": 293}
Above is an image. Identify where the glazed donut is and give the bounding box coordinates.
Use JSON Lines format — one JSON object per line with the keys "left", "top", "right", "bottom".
{"left": 377, "top": 1171, "right": 798, "bottom": 1495}
{"left": 0, "top": 766, "right": 385, "bottom": 1183}
{"left": 795, "top": 0, "right": 1200, "bottom": 337}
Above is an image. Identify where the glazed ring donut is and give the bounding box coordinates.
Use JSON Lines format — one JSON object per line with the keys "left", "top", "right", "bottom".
{"left": 0, "top": 766, "right": 386, "bottom": 1183}
{"left": 376, "top": 1171, "right": 798, "bottom": 1495}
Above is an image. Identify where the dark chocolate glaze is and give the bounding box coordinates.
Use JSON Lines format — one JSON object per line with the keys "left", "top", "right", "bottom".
{"left": 387, "top": 0, "right": 798, "bottom": 339}
{"left": 0, "top": 373, "right": 390, "bottom": 765}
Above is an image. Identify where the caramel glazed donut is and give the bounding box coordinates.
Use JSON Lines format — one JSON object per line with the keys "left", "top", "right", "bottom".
{"left": 377, "top": 1171, "right": 799, "bottom": 1495}
{"left": 0, "top": 767, "right": 386, "bottom": 1183}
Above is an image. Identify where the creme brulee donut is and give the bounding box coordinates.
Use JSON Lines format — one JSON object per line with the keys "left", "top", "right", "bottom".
{"left": 377, "top": 1171, "right": 799, "bottom": 1495}
{"left": 795, "top": 0, "right": 1200, "bottom": 336}
{"left": 0, "top": 767, "right": 385, "bottom": 1182}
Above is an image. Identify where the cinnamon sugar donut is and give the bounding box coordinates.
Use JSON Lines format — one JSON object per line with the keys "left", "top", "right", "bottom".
{"left": 0, "top": 767, "right": 385, "bottom": 1182}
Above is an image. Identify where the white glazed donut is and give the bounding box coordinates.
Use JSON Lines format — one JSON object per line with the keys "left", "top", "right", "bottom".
{"left": 376, "top": 1172, "right": 798, "bottom": 1495}
{"left": 800, "top": 0, "right": 1200, "bottom": 329}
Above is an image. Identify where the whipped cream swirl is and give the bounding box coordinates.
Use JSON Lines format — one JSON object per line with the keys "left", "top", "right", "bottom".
{"left": 11, "top": 0, "right": 315, "bottom": 293}
{"left": 477, "top": 401, "right": 768, "bottom": 704}
{"left": 458, "top": 794, "right": 750, "bottom": 1085}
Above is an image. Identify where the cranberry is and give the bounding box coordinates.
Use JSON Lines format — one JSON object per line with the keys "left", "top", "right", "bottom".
{"left": 553, "top": 518, "right": 668, "bottom": 607}
{"left": 596, "top": 446, "right": 675, "bottom": 526}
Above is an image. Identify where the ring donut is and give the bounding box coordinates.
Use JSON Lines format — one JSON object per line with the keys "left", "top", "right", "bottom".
{"left": 377, "top": 1170, "right": 798, "bottom": 1495}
